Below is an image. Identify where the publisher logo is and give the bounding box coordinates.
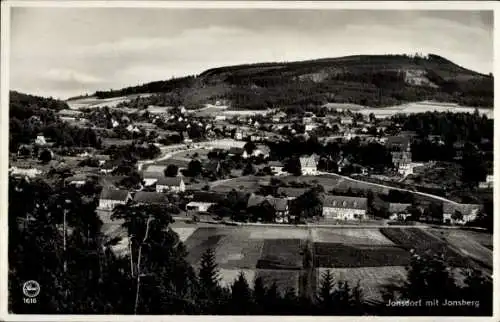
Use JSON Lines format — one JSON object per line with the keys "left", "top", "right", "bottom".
{"left": 22, "top": 280, "right": 40, "bottom": 298}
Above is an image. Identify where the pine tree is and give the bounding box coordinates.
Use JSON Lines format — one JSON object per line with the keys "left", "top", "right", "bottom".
{"left": 264, "top": 281, "right": 281, "bottom": 314}
{"left": 253, "top": 276, "right": 267, "bottom": 314}
{"left": 316, "top": 269, "right": 334, "bottom": 314}
{"left": 197, "top": 248, "right": 223, "bottom": 313}
{"left": 230, "top": 272, "right": 253, "bottom": 314}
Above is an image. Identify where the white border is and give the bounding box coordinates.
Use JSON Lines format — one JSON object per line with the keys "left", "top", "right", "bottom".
{"left": 1, "top": 1, "right": 499, "bottom": 321}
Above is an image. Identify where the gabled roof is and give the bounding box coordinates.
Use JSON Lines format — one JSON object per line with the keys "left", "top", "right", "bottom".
{"left": 386, "top": 136, "right": 411, "bottom": 150}
{"left": 323, "top": 195, "right": 367, "bottom": 210}
{"left": 388, "top": 203, "right": 411, "bottom": 213}
{"left": 247, "top": 194, "right": 288, "bottom": 212}
{"left": 228, "top": 147, "right": 244, "bottom": 155}
{"left": 299, "top": 154, "right": 319, "bottom": 168}
{"left": 268, "top": 161, "right": 284, "bottom": 167}
{"left": 133, "top": 191, "right": 168, "bottom": 204}
{"left": 276, "top": 187, "right": 307, "bottom": 198}
{"left": 247, "top": 194, "right": 266, "bottom": 208}
{"left": 100, "top": 188, "right": 130, "bottom": 201}
{"left": 443, "top": 203, "right": 482, "bottom": 215}
{"left": 157, "top": 176, "right": 183, "bottom": 186}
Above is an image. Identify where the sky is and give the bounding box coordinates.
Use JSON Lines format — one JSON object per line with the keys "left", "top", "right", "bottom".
{"left": 9, "top": 8, "right": 494, "bottom": 100}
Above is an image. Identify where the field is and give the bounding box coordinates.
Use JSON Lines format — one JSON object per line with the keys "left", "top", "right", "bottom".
{"left": 427, "top": 228, "right": 493, "bottom": 269}
{"left": 379, "top": 228, "right": 472, "bottom": 267}
{"left": 257, "top": 239, "right": 304, "bottom": 270}
{"left": 314, "top": 243, "right": 410, "bottom": 268}
{"left": 172, "top": 225, "right": 485, "bottom": 302}
{"left": 316, "top": 266, "right": 407, "bottom": 304}
{"left": 210, "top": 175, "right": 271, "bottom": 193}
{"left": 311, "top": 228, "right": 394, "bottom": 245}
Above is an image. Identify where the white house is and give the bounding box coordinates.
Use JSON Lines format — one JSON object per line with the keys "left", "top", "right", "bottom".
{"left": 186, "top": 201, "right": 215, "bottom": 214}
{"left": 299, "top": 154, "right": 319, "bottom": 175}
{"left": 268, "top": 161, "right": 285, "bottom": 176}
{"left": 98, "top": 189, "right": 131, "bottom": 211}
{"left": 9, "top": 166, "right": 42, "bottom": 178}
{"left": 388, "top": 203, "right": 412, "bottom": 221}
{"left": 305, "top": 124, "right": 317, "bottom": 132}
{"left": 156, "top": 176, "right": 186, "bottom": 193}
{"left": 322, "top": 195, "right": 367, "bottom": 220}
{"left": 215, "top": 115, "right": 226, "bottom": 121}
{"left": 443, "top": 203, "right": 482, "bottom": 225}
{"left": 34, "top": 134, "right": 47, "bottom": 146}
{"left": 479, "top": 174, "right": 494, "bottom": 189}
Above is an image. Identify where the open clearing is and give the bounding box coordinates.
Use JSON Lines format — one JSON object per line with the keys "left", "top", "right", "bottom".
{"left": 427, "top": 228, "right": 493, "bottom": 269}
{"left": 380, "top": 228, "right": 472, "bottom": 267}
{"left": 170, "top": 227, "right": 197, "bottom": 242}
{"left": 211, "top": 176, "right": 270, "bottom": 192}
{"left": 311, "top": 228, "right": 394, "bottom": 245}
{"left": 249, "top": 227, "right": 309, "bottom": 240}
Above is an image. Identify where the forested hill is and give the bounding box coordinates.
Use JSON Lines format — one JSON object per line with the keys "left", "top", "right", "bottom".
{"left": 87, "top": 53, "right": 493, "bottom": 109}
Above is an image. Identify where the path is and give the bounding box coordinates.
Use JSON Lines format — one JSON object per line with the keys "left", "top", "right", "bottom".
{"left": 317, "top": 171, "right": 460, "bottom": 205}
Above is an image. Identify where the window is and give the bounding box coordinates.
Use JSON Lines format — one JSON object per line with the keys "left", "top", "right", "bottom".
{"left": 332, "top": 201, "right": 337, "bottom": 206}
{"left": 342, "top": 201, "right": 347, "bottom": 207}
{"left": 353, "top": 201, "right": 357, "bottom": 207}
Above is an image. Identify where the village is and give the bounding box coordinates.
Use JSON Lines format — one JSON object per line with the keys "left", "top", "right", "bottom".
{"left": 10, "top": 99, "right": 493, "bottom": 230}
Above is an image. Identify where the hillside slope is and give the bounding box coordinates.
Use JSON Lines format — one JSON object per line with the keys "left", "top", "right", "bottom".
{"left": 82, "top": 54, "right": 493, "bottom": 109}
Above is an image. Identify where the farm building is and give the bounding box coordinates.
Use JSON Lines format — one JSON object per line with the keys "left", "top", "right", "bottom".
{"left": 98, "top": 189, "right": 131, "bottom": 211}
{"left": 156, "top": 176, "right": 186, "bottom": 193}
{"left": 65, "top": 174, "right": 88, "bottom": 187}
{"left": 9, "top": 166, "right": 42, "bottom": 178}
{"left": 322, "top": 195, "right": 367, "bottom": 220}
{"left": 133, "top": 191, "right": 168, "bottom": 205}
{"left": 272, "top": 111, "right": 287, "bottom": 123}
{"left": 143, "top": 172, "right": 163, "bottom": 186}
{"left": 268, "top": 161, "right": 284, "bottom": 175}
{"left": 186, "top": 201, "right": 215, "bottom": 214}
{"left": 442, "top": 203, "right": 482, "bottom": 225}
{"left": 388, "top": 203, "right": 412, "bottom": 221}
{"left": 247, "top": 194, "right": 290, "bottom": 223}
{"left": 299, "top": 154, "right": 319, "bottom": 175}
{"left": 276, "top": 187, "right": 307, "bottom": 200}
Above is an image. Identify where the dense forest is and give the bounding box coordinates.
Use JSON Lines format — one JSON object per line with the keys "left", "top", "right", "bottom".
{"left": 9, "top": 91, "right": 102, "bottom": 152}
{"left": 87, "top": 54, "right": 493, "bottom": 109}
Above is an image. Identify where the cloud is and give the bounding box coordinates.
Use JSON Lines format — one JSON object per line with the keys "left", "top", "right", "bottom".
{"left": 9, "top": 9, "right": 493, "bottom": 99}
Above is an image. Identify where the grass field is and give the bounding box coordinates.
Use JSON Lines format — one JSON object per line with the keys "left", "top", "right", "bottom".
{"left": 311, "top": 228, "right": 395, "bottom": 245}
{"left": 257, "top": 239, "right": 304, "bottom": 270}
{"left": 427, "top": 228, "right": 493, "bottom": 269}
{"left": 211, "top": 176, "right": 270, "bottom": 193}
{"left": 314, "top": 243, "right": 411, "bottom": 268}
{"left": 248, "top": 227, "right": 309, "bottom": 240}
{"left": 379, "top": 228, "right": 472, "bottom": 267}
{"left": 316, "top": 266, "right": 407, "bottom": 304}
{"left": 256, "top": 269, "right": 301, "bottom": 295}
{"left": 171, "top": 227, "right": 197, "bottom": 242}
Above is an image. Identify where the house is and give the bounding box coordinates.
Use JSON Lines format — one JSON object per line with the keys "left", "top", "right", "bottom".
{"left": 340, "top": 116, "right": 353, "bottom": 125}
{"left": 299, "top": 154, "right": 319, "bottom": 175}
{"left": 186, "top": 201, "right": 215, "bottom": 214}
{"left": 156, "top": 176, "right": 185, "bottom": 193}
{"left": 391, "top": 151, "right": 412, "bottom": 175}
{"left": 100, "top": 163, "right": 117, "bottom": 174}
{"left": 133, "top": 191, "right": 168, "bottom": 205}
{"left": 34, "top": 134, "right": 47, "bottom": 146}
{"left": 322, "top": 195, "right": 368, "bottom": 220}
{"left": 442, "top": 203, "right": 482, "bottom": 225}
{"left": 246, "top": 194, "right": 290, "bottom": 223}
{"left": 305, "top": 124, "right": 317, "bottom": 132}
{"left": 276, "top": 187, "right": 307, "bottom": 200}
{"left": 143, "top": 172, "right": 163, "bottom": 186}
{"left": 65, "top": 174, "right": 88, "bottom": 187}
{"left": 228, "top": 147, "right": 245, "bottom": 157}
{"left": 98, "top": 189, "right": 131, "bottom": 211}
{"left": 388, "top": 203, "right": 412, "bottom": 221}
{"left": 215, "top": 115, "right": 226, "bottom": 121}
{"left": 479, "top": 174, "right": 494, "bottom": 189}
{"left": 272, "top": 112, "right": 287, "bottom": 123}
{"left": 9, "top": 166, "right": 42, "bottom": 178}
{"left": 386, "top": 136, "right": 411, "bottom": 152}
{"left": 94, "top": 154, "right": 111, "bottom": 166}
{"left": 268, "top": 161, "right": 284, "bottom": 175}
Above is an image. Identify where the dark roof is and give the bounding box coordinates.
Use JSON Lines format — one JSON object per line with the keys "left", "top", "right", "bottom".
{"left": 277, "top": 187, "right": 307, "bottom": 198}
{"left": 228, "top": 147, "right": 244, "bottom": 155}
{"left": 247, "top": 194, "right": 288, "bottom": 212}
{"left": 268, "top": 161, "right": 284, "bottom": 167}
{"left": 247, "top": 194, "right": 266, "bottom": 208}
{"left": 191, "top": 191, "right": 226, "bottom": 203}
{"left": 386, "top": 136, "right": 411, "bottom": 149}
{"left": 133, "top": 191, "right": 168, "bottom": 204}
{"left": 157, "top": 176, "right": 183, "bottom": 186}
{"left": 388, "top": 203, "right": 411, "bottom": 213}
{"left": 443, "top": 203, "right": 482, "bottom": 215}
{"left": 323, "top": 195, "right": 367, "bottom": 210}
{"left": 100, "top": 188, "right": 130, "bottom": 201}
{"left": 154, "top": 158, "right": 190, "bottom": 168}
